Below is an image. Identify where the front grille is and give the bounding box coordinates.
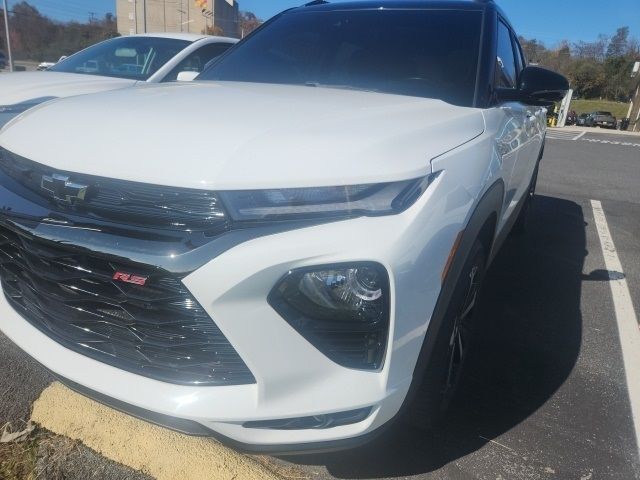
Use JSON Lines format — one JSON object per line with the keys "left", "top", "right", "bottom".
{"left": 0, "top": 223, "right": 255, "bottom": 386}
{"left": 0, "top": 148, "right": 229, "bottom": 234}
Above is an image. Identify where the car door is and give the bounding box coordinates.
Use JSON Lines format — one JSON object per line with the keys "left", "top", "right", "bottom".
{"left": 493, "top": 18, "right": 531, "bottom": 222}
{"left": 510, "top": 30, "right": 544, "bottom": 201}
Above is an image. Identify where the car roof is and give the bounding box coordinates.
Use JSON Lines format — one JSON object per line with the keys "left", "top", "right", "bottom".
{"left": 291, "top": 0, "right": 516, "bottom": 45}
{"left": 297, "top": 0, "right": 492, "bottom": 12}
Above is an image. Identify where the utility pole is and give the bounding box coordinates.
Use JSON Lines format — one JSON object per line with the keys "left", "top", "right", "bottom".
{"left": 143, "top": 0, "right": 147, "bottom": 33}
{"left": 2, "top": 0, "right": 12, "bottom": 72}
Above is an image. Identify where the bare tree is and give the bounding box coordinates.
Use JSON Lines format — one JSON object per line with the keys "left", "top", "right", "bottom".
{"left": 239, "top": 11, "right": 261, "bottom": 38}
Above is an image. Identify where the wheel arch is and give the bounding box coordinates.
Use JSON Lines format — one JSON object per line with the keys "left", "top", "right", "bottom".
{"left": 398, "top": 178, "right": 504, "bottom": 417}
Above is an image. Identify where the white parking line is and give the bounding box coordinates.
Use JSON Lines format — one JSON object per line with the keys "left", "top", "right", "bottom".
{"left": 591, "top": 199, "right": 640, "bottom": 458}
{"left": 572, "top": 131, "right": 586, "bottom": 141}
{"left": 546, "top": 130, "right": 580, "bottom": 140}
{"left": 583, "top": 138, "right": 640, "bottom": 148}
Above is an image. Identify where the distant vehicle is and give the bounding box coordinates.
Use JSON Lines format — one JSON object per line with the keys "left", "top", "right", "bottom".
{"left": 565, "top": 110, "right": 577, "bottom": 125}
{"left": 0, "top": 52, "right": 6, "bottom": 70}
{"left": 586, "top": 111, "right": 617, "bottom": 129}
{"left": 0, "top": 33, "right": 237, "bottom": 127}
{"left": 577, "top": 113, "right": 590, "bottom": 126}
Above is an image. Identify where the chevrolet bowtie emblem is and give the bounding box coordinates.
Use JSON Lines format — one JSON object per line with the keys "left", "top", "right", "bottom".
{"left": 41, "top": 173, "right": 89, "bottom": 204}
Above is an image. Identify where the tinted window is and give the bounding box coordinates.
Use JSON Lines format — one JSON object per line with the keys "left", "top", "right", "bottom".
{"left": 162, "top": 42, "right": 233, "bottom": 82}
{"left": 199, "top": 9, "right": 483, "bottom": 106}
{"left": 50, "top": 37, "right": 191, "bottom": 81}
{"left": 495, "top": 20, "right": 517, "bottom": 89}
{"left": 512, "top": 35, "right": 525, "bottom": 77}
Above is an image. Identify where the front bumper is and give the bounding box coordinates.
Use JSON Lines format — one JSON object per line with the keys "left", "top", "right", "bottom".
{"left": 0, "top": 170, "right": 464, "bottom": 451}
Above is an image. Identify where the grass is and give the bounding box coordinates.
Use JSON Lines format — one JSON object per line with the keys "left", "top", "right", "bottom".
{"left": 0, "top": 425, "right": 70, "bottom": 480}
{"left": 0, "top": 436, "right": 40, "bottom": 480}
{"left": 570, "top": 99, "right": 630, "bottom": 119}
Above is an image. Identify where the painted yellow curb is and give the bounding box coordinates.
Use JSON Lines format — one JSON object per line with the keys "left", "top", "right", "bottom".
{"left": 31, "top": 382, "right": 296, "bottom": 480}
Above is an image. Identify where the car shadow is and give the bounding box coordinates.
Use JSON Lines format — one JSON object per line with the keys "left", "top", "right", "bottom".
{"left": 278, "top": 194, "right": 586, "bottom": 478}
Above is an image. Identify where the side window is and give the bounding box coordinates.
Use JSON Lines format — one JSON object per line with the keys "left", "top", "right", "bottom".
{"left": 162, "top": 43, "right": 233, "bottom": 82}
{"left": 495, "top": 20, "right": 517, "bottom": 89}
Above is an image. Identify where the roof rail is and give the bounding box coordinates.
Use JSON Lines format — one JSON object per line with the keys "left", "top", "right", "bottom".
{"left": 304, "top": 0, "right": 330, "bottom": 6}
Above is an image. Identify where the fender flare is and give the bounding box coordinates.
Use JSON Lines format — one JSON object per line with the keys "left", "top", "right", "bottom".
{"left": 398, "top": 179, "right": 505, "bottom": 413}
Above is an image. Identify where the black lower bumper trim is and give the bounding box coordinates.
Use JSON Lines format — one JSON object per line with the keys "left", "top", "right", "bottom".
{"left": 53, "top": 374, "right": 388, "bottom": 455}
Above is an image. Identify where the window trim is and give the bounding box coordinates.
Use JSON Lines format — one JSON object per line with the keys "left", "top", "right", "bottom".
{"left": 510, "top": 29, "right": 527, "bottom": 85}
{"left": 495, "top": 16, "right": 518, "bottom": 90}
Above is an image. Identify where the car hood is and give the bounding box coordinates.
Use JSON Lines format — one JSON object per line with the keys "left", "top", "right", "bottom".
{"left": 0, "top": 82, "right": 485, "bottom": 190}
{"left": 0, "top": 71, "right": 136, "bottom": 105}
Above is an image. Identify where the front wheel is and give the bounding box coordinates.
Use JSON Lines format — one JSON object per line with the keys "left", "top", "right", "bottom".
{"left": 405, "top": 240, "right": 487, "bottom": 430}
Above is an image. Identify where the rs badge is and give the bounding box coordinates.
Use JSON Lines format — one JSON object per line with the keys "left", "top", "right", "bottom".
{"left": 112, "top": 271, "right": 148, "bottom": 286}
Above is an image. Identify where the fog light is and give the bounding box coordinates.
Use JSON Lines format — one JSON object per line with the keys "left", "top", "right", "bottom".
{"left": 243, "top": 407, "right": 372, "bottom": 430}
{"left": 268, "top": 262, "right": 389, "bottom": 369}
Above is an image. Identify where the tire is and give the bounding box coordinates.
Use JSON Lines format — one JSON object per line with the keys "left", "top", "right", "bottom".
{"left": 405, "top": 240, "right": 487, "bottom": 430}
{"left": 511, "top": 164, "right": 538, "bottom": 235}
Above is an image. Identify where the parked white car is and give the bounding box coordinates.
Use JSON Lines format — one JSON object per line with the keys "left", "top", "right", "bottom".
{"left": 0, "top": 33, "right": 236, "bottom": 127}
{"left": 0, "top": 1, "right": 567, "bottom": 453}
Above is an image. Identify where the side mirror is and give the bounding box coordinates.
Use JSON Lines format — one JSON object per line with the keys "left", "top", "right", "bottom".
{"left": 518, "top": 66, "right": 569, "bottom": 105}
{"left": 176, "top": 71, "right": 199, "bottom": 82}
{"left": 496, "top": 66, "right": 569, "bottom": 105}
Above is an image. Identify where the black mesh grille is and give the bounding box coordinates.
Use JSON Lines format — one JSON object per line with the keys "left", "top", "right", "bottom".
{"left": 0, "top": 149, "right": 228, "bottom": 233}
{"left": 0, "top": 224, "right": 255, "bottom": 386}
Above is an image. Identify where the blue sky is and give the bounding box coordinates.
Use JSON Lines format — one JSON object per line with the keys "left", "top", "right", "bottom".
{"left": 9, "top": 0, "right": 640, "bottom": 45}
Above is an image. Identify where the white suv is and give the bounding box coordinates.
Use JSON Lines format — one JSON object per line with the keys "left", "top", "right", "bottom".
{"left": 0, "top": 0, "right": 567, "bottom": 453}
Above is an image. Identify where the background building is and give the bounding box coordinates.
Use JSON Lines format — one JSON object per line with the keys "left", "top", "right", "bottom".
{"left": 116, "top": 0, "right": 239, "bottom": 38}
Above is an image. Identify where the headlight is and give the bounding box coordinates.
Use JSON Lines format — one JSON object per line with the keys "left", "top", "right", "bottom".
{"left": 268, "top": 262, "right": 389, "bottom": 370}
{"left": 219, "top": 173, "right": 439, "bottom": 221}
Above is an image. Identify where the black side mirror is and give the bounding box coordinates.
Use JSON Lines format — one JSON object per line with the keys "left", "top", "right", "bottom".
{"left": 496, "top": 66, "right": 569, "bottom": 105}
{"left": 518, "top": 66, "right": 569, "bottom": 105}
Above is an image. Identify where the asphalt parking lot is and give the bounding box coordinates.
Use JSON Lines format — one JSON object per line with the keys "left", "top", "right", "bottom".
{"left": 1, "top": 128, "right": 639, "bottom": 479}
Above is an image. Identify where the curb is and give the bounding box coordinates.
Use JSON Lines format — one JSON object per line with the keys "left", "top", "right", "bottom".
{"left": 31, "top": 382, "right": 299, "bottom": 480}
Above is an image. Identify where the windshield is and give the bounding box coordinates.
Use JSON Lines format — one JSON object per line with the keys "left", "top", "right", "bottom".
{"left": 50, "top": 37, "right": 191, "bottom": 81}
{"left": 199, "top": 9, "right": 482, "bottom": 106}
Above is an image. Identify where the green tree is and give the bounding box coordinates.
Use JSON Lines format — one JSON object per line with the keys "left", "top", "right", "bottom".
{"left": 603, "top": 56, "right": 634, "bottom": 100}
{"left": 606, "top": 26, "right": 629, "bottom": 58}
{"left": 567, "top": 60, "right": 606, "bottom": 98}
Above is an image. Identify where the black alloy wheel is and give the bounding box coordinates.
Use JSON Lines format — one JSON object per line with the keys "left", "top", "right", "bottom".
{"left": 406, "top": 240, "right": 487, "bottom": 429}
